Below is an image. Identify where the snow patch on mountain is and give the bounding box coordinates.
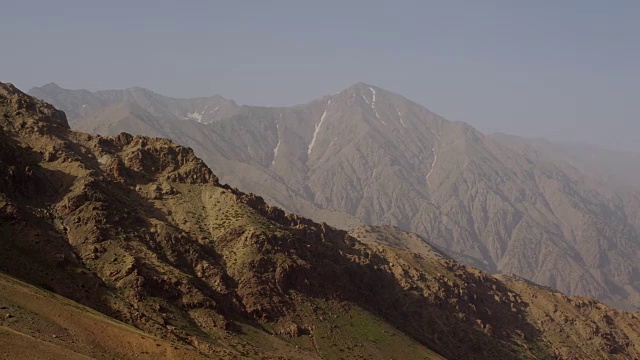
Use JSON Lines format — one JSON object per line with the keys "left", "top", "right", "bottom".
{"left": 396, "top": 108, "right": 407, "bottom": 128}
{"left": 426, "top": 149, "right": 437, "bottom": 188}
{"left": 186, "top": 111, "right": 204, "bottom": 122}
{"left": 329, "top": 136, "right": 338, "bottom": 147}
{"left": 272, "top": 124, "right": 281, "bottom": 166}
{"left": 308, "top": 100, "right": 330, "bottom": 156}
{"left": 369, "top": 87, "right": 387, "bottom": 126}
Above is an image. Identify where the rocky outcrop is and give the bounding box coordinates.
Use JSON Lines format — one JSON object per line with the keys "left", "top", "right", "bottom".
{"left": 2, "top": 82, "right": 69, "bottom": 128}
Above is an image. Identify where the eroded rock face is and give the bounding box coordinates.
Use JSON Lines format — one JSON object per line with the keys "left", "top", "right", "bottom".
{"left": 3, "top": 82, "right": 640, "bottom": 359}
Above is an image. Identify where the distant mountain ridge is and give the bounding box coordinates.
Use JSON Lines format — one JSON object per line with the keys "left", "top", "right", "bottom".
{"left": 29, "top": 82, "right": 239, "bottom": 126}
{"left": 29, "top": 82, "right": 640, "bottom": 311}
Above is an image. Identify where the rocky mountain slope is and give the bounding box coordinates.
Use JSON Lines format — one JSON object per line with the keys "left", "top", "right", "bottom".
{"left": 0, "top": 84, "right": 640, "bottom": 359}
{"left": 491, "top": 132, "right": 640, "bottom": 237}
{"left": 29, "top": 82, "right": 640, "bottom": 311}
{"left": 490, "top": 133, "right": 640, "bottom": 193}
{"left": 6, "top": 82, "right": 640, "bottom": 359}
{"left": 354, "top": 225, "right": 640, "bottom": 359}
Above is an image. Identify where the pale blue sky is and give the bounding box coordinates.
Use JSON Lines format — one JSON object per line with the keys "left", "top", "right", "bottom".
{"left": 2, "top": 1, "right": 639, "bottom": 151}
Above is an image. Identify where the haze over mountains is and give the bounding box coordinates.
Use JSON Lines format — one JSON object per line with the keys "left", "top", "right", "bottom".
{"left": 30, "top": 82, "right": 640, "bottom": 311}
{"left": 7, "top": 81, "right": 640, "bottom": 359}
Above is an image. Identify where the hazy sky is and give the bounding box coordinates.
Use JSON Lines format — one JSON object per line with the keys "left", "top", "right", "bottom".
{"left": 2, "top": 1, "right": 639, "bottom": 152}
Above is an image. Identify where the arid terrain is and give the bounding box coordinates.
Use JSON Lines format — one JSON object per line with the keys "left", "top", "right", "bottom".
{"left": 30, "top": 82, "right": 640, "bottom": 311}
{"left": 3, "top": 82, "right": 640, "bottom": 359}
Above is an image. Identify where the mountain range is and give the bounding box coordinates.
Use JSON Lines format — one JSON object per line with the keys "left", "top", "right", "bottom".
{"left": 5, "top": 81, "right": 640, "bottom": 358}
{"left": 29, "top": 82, "right": 640, "bottom": 311}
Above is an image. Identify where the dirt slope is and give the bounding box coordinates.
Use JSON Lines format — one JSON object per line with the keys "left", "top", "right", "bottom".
{"left": 0, "top": 272, "right": 215, "bottom": 359}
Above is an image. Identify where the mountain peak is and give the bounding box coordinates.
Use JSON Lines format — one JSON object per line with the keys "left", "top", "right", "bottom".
{"left": 345, "top": 81, "right": 383, "bottom": 93}
{"left": 40, "top": 82, "right": 63, "bottom": 90}
{"left": 334, "top": 82, "right": 404, "bottom": 105}
{"left": 1, "top": 81, "right": 69, "bottom": 129}
{"left": 0, "top": 82, "right": 21, "bottom": 96}
{"left": 125, "top": 85, "right": 157, "bottom": 95}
